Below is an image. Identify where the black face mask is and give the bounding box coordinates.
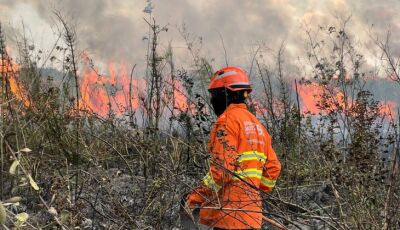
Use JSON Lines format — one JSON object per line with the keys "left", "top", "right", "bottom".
{"left": 210, "top": 90, "right": 228, "bottom": 116}
{"left": 209, "top": 88, "right": 246, "bottom": 116}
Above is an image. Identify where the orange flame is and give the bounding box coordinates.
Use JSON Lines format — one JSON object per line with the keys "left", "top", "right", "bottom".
{"left": 78, "top": 62, "right": 193, "bottom": 118}
{"left": 296, "top": 83, "right": 348, "bottom": 114}
{"left": 296, "top": 82, "right": 398, "bottom": 117}
{"left": 78, "top": 62, "right": 145, "bottom": 117}
{"left": 169, "top": 78, "right": 195, "bottom": 113}
{"left": 0, "top": 57, "right": 31, "bottom": 107}
{"left": 296, "top": 82, "right": 324, "bottom": 114}
{"left": 379, "top": 101, "right": 396, "bottom": 117}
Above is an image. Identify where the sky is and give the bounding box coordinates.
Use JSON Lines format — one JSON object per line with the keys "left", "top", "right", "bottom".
{"left": 1, "top": 0, "right": 400, "bottom": 75}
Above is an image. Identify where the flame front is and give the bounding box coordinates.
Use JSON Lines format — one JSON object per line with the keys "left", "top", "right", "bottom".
{"left": 296, "top": 82, "right": 398, "bottom": 117}
{"left": 4, "top": 55, "right": 395, "bottom": 121}
{"left": 79, "top": 63, "right": 145, "bottom": 117}
{"left": 78, "top": 62, "right": 190, "bottom": 118}
{"left": 0, "top": 57, "right": 31, "bottom": 107}
{"left": 296, "top": 82, "right": 322, "bottom": 114}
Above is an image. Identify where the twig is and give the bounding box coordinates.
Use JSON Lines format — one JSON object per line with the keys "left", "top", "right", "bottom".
{"left": 129, "top": 64, "right": 137, "bottom": 126}
{"left": 218, "top": 32, "right": 228, "bottom": 67}
{"left": 264, "top": 211, "right": 304, "bottom": 230}
{"left": 262, "top": 215, "right": 288, "bottom": 230}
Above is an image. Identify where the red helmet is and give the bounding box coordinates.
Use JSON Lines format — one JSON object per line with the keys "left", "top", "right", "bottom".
{"left": 208, "top": 66, "right": 252, "bottom": 92}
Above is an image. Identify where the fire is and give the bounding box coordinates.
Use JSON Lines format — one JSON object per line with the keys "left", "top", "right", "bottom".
{"left": 79, "top": 68, "right": 110, "bottom": 117}
{"left": 78, "top": 62, "right": 191, "bottom": 118}
{"left": 379, "top": 101, "right": 396, "bottom": 116}
{"left": 295, "top": 82, "right": 398, "bottom": 117}
{"left": 169, "top": 78, "right": 194, "bottom": 113}
{"left": 0, "top": 57, "right": 31, "bottom": 107}
{"left": 78, "top": 62, "right": 145, "bottom": 117}
{"left": 2, "top": 53, "right": 396, "bottom": 121}
{"left": 296, "top": 82, "right": 325, "bottom": 114}
{"left": 295, "top": 82, "right": 347, "bottom": 114}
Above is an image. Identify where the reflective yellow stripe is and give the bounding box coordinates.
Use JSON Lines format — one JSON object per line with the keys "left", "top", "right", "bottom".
{"left": 237, "top": 151, "right": 266, "bottom": 163}
{"left": 202, "top": 173, "right": 221, "bottom": 191}
{"left": 261, "top": 176, "right": 276, "bottom": 188}
{"left": 232, "top": 168, "right": 262, "bottom": 180}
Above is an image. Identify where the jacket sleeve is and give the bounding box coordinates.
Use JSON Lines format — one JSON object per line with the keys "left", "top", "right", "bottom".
{"left": 260, "top": 133, "right": 281, "bottom": 192}
{"left": 187, "top": 120, "right": 238, "bottom": 206}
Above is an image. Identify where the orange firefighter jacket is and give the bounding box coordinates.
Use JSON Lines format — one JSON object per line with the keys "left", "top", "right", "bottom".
{"left": 187, "top": 103, "right": 282, "bottom": 229}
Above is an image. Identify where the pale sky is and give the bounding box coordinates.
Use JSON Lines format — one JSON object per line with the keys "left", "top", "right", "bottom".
{"left": 1, "top": 0, "right": 399, "bottom": 75}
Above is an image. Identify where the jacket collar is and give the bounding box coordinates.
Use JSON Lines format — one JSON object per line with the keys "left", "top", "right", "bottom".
{"left": 226, "top": 103, "right": 247, "bottom": 111}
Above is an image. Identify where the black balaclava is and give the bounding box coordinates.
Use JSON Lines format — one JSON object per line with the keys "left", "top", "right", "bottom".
{"left": 209, "top": 88, "right": 247, "bottom": 116}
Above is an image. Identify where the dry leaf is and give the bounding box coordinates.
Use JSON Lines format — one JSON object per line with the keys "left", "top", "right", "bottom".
{"left": 19, "top": 148, "right": 32, "bottom": 153}
{"left": 9, "top": 160, "right": 20, "bottom": 175}
{"left": 28, "top": 175, "right": 40, "bottom": 191}
{"left": 4, "top": 196, "right": 22, "bottom": 204}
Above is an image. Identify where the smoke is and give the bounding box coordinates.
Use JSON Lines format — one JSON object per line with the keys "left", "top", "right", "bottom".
{"left": 0, "top": 0, "right": 399, "bottom": 73}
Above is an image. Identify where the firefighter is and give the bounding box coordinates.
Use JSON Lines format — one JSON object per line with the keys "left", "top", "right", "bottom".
{"left": 186, "top": 66, "right": 282, "bottom": 229}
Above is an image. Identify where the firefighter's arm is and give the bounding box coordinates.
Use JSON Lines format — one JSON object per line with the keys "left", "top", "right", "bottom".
{"left": 187, "top": 121, "right": 238, "bottom": 206}
{"left": 260, "top": 134, "right": 281, "bottom": 192}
